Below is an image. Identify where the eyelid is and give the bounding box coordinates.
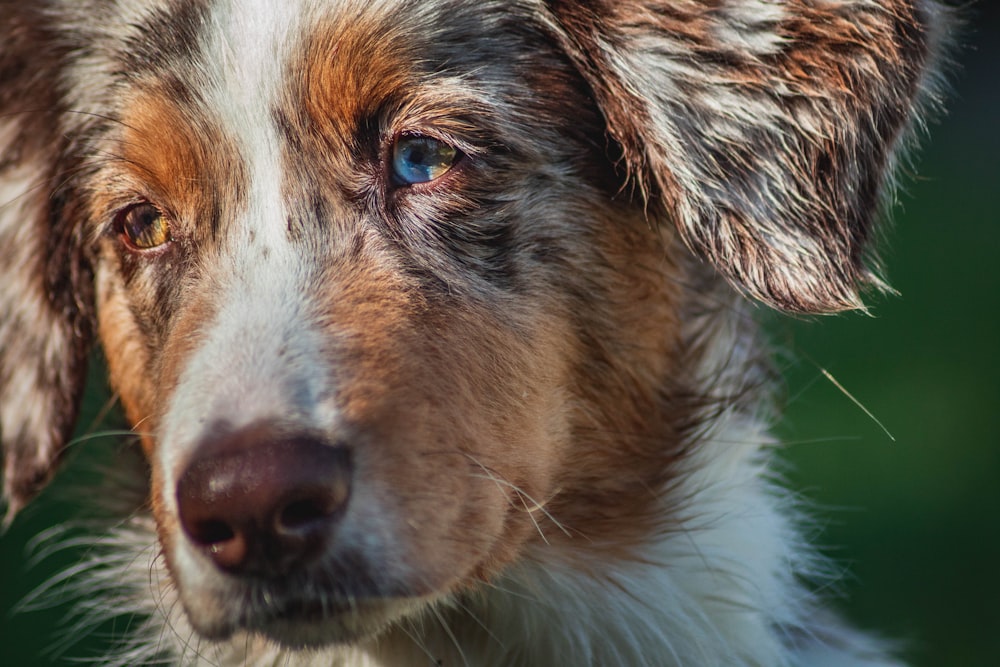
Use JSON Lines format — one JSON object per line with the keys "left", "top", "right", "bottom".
{"left": 392, "top": 120, "right": 485, "bottom": 156}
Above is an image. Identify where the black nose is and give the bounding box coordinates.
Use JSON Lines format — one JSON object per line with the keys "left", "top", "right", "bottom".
{"left": 176, "top": 422, "right": 351, "bottom": 577}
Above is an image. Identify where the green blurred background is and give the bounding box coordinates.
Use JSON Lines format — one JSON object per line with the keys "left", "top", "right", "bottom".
{"left": 2, "top": 6, "right": 998, "bottom": 665}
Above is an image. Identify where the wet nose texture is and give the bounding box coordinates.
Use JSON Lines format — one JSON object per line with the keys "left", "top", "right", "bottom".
{"left": 176, "top": 423, "right": 352, "bottom": 577}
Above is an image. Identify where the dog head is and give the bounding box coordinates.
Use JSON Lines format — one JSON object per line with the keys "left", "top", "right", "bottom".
{"left": 1, "top": 0, "right": 941, "bottom": 649}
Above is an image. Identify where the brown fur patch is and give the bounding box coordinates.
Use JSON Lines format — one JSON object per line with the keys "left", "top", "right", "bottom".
{"left": 90, "top": 80, "right": 247, "bottom": 241}
{"left": 297, "top": 15, "right": 413, "bottom": 145}
{"left": 304, "top": 236, "right": 573, "bottom": 588}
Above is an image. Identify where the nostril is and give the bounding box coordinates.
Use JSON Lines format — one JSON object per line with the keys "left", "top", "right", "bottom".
{"left": 200, "top": 527, "right": 249, "bottom": 572}
{"left": 279, "top": 496, "right": 335, "bottom": 532}
{"left": 190, "top": 518, "right": 236, "bottom": 547}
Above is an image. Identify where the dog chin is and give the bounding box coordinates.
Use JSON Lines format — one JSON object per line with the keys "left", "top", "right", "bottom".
{"left": 187, "top": 595, "right": 415, "bottom": 649}
{"left": 251, "top": 611, "right": 393, "bottom": 650}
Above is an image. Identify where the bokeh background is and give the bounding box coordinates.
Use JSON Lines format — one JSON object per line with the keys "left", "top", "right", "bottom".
{"left": 2, "top": 4, "right": 998, "bottom": 665}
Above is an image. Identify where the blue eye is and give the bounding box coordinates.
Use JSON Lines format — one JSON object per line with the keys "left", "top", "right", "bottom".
{"left": 391, "top": 135, "right": 458, "bottom": 185}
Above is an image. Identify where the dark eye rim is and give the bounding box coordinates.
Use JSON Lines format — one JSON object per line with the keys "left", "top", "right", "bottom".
{"left": 385, "top": 130, "right": 466, "bottom": 193}
{"left": 113, "top": 201, "right": 175, "bottom": 253}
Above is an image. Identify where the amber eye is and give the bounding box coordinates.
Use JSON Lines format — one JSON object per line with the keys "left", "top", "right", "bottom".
{"left": 391, "top": 134, "right": 459, "bottom": 185}
{"left": 117, "top": 203, "right": 172, "bottom": 250}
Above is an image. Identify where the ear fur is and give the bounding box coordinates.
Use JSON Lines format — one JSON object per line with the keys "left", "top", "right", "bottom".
{"left": 546, "top": 0, "right": 947, "bottom": 313}
{"left": 0, "top": 7, "right": 94, "bottom": 521}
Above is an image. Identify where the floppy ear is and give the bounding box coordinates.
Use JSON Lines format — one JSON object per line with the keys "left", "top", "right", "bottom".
{"left": 547, "top": 0, "right": 947, "bottom": 312}
{"left": 1, "top": 10, "right": 94, "bottom": 521}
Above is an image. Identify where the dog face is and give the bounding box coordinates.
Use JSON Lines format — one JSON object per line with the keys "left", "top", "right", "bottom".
{"left": 1, "top": 0, "right": 941, "bottom": 655}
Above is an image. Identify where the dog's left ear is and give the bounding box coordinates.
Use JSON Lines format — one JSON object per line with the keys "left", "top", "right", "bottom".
{"left": 0, "top": 166, "right": 94, "bottom": 523}
{"left": 1, "top": 11, "right": 95, "bottom": 522}
{"left": 547, "top": 0, "right": 947, "bottom": 312}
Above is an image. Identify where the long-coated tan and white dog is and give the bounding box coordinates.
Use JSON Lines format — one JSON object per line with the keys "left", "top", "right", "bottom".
{"left": 0, "top": 1, "right": 949, "bottom": 665}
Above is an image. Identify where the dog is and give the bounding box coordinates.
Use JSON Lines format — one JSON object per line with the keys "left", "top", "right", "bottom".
{"left": 0, "top": 1, "right": 949, "bottom": 665}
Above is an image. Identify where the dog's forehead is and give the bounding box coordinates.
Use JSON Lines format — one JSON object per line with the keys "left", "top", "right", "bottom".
{"left": 114, "top": 1, "right": 390, "bottom": 219}
{"left": 104, "top": 0, "right": 551, "bottom": 243}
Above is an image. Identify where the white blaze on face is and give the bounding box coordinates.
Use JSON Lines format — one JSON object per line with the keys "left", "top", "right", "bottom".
{"left": 156, "top": 0, "right": 331, "bottom": 503}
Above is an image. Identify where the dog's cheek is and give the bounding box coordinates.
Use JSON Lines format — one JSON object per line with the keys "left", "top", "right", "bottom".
{"left": 96, "top": 264, "right": 158, "bottom": 442}
{"left": 317, "top": 262, "right": 577, "bottom": 584}
{"left": 95, "top": 256, "right": 205, "bottom": 453}
{"left": 426, "top": 317, "right": 571, "bottom": 577}
{"left": 522, "top": 206, "right": 695, "bottom": 552}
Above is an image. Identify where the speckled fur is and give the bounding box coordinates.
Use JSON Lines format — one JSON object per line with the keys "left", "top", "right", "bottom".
{"left": 1, "top": 1, "right": 947, "bottom": 665}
